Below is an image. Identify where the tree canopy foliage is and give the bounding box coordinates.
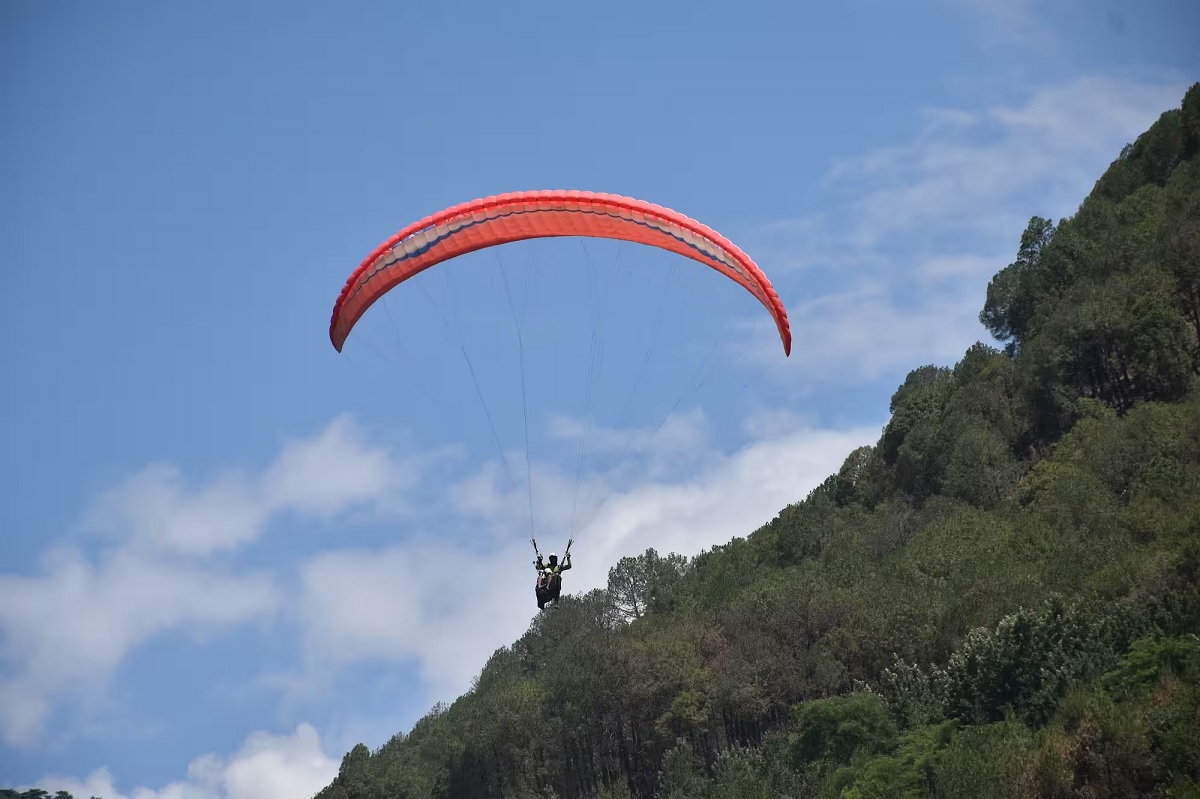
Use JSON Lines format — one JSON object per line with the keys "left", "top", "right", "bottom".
{"left": 11, "top": 83, "right": 1200, "bottom": 799}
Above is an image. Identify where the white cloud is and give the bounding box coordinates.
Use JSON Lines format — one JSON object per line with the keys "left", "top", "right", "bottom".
{"left": 544, "top": 408, "right": 716, "bottom": 489}
{"left": 916, "top": 253, "right": 1003, "bottom": 284}
{"left": 947, "top": 0, "right": 1050, "bottom": 45}
{"left": 739, "top": 407, "right": 822, "bottom": 440}
{"left": 824, "top": 76, "right": 1184, "bottom": 248}
{"left": 0, "top": 415, "right": 418, "bottom": 747}
{"left": 82, "top": 415, "right": 416, "bottom": 556}
{"left": 784, "top": 280, "right": 984, "bottom": 381}
{"left": 0, "top": 548, "right": 281, "bottom": 747}
{"left": 261, "top": 416, "right": 415, "bottom": 519}
{"left": 32, "top": 722, "right": 339, "bottom": 799}
{"left": 546, "top": 407, "right": 711, "bottom": 460}
{"left": 729, "top": 273, "right": 985, "bottom": 389}
{"left": 438, "top": 409, "right": 722, "bottom": 552}
{"left": 574, "top": 423, "right": 879, "bottom": 579}
{"left": 297, "top": 542, "right": 525, "bottom": 693}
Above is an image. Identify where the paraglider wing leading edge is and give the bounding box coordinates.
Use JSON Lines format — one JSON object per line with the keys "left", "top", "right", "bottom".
{"left": 328, "top": 189, "right": 792, "bottom": 356}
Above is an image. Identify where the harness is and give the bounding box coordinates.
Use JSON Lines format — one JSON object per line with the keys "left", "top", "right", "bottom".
{"left": 532, "top": 537, "right": 571, "bottom": 594}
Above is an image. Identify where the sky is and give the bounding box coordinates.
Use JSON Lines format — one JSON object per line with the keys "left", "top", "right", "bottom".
{"left": 1, "top": 0, "right": 1197, "bottom": 796}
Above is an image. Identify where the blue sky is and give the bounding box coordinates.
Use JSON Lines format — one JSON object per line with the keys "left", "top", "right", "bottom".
{"left": 2, "top": 0, "right": 1197, "bottom": 796}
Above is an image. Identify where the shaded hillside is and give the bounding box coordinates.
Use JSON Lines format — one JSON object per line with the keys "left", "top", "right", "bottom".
{"left": 310, "top": 83, "right": 1200, "bottom": 799}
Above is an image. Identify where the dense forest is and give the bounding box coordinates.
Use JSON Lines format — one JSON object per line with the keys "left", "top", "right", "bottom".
{"left": 9, "top": 83, "right": 1200, "bottom": 799}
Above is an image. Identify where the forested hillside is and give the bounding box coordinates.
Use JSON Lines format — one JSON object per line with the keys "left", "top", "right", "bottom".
{"left": 10, "top": 83, "right": 1200, "bottom": 799}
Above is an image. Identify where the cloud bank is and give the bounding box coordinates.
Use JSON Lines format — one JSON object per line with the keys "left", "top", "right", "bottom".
{"left": 32, "top": 723, "right": 339, "bottom": 799}
{"left": 0, "top": 415, "right": 414, "bottom": 748}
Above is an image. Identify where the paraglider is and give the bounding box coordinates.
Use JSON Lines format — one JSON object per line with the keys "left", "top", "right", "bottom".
{"left": 328, "top": 189, "right": 792, "bottom": 612}
{"left": 533, "top": 539, "right": 573, "bottom": 611}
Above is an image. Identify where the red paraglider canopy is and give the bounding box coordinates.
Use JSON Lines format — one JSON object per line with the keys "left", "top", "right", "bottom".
{"left": 329, "top": 189, "right": 791, "bottom": 356}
